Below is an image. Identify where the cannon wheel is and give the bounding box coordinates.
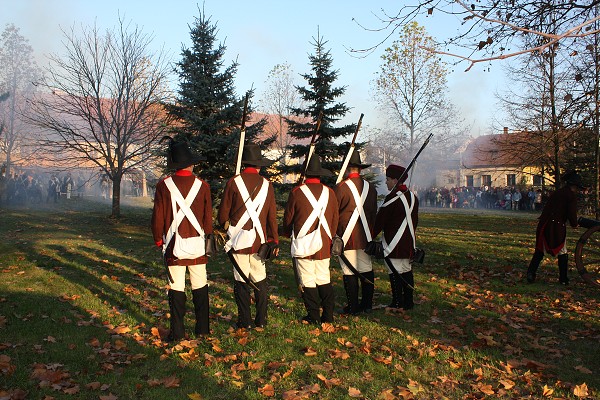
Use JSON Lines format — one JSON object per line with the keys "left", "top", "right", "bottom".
{"left": 574, "top": 225, "right": 600, "bottom": 286}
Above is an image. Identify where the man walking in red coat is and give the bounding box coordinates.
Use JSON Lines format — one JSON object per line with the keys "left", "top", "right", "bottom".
{"left": 152, "top": 139, "right": 213, "bottom": 340}
{"left": 527, "top": 171, "right": 584, "bottom": 285}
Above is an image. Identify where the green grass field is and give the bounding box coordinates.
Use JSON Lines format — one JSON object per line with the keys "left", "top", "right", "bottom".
{"left": 1, "top": 198, "right": 598, "bottom": 399}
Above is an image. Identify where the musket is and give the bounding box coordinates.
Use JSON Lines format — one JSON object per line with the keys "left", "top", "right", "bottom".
{"left": 339, "top": 252, "right": 374, "bottom": 285}
{"left": 296, "top": 111, "right": 323, "bottom": 184}
{"left": 235, "top": 92, "right": 250, "bottom": 175}
{"left": 396, "top": 133, "right": 433, "bottom": 186}
{"left": 335, "top": 113, "right": 364, "bottom": 184}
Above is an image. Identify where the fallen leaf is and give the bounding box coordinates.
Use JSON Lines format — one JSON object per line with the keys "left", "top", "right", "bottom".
{"left": 303, "top": 347, "right": 317, "bottom": 356}
{"left": 573, "top": 383, "right": 589, "bottom": 397}
{"left": 258, "top": 383, "right": 275, "bottom": 397}
{"left": 498, "top": 379, "right": 515, "bottom": 390}
{"left": 542, "top": 385, "right": 554, "bottom": 397}
{"left": 348, "top": 387, "right": 361, "bottom": 397}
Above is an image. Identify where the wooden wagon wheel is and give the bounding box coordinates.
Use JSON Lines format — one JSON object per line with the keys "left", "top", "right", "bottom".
{"left": 574, "top": 225, "right": 600, "bottom": 286}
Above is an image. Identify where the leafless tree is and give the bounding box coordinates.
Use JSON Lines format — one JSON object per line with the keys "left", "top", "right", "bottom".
{"left": 28, "top": 18, "right": 172, "bottom": 218}
{"left": 258, "top": 63, "right": 304, "bottom": 172}
{"left": 351, "top": 0, "right": 600, "bottom": 71}
{"left": 0, "top": 24, "right": 41, "bottom": 176}
{"left": 372, "top": 22, "right": 466, "bottom": 159}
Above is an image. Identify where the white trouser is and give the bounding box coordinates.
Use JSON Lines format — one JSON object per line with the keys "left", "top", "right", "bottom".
{"left": 168, "top": 264, "right": 207, "bottom": 291}
{"left": 385, "top": 258, "right": 412, "bottom": 274}
{"left": 231, "top": 253, "right": 266, "bottom": 283}
{"left": 338, "top": 249, "right": 373, "bottom": 275}
{"left": 296, "top": 258, "right": 330, "bottom": 288}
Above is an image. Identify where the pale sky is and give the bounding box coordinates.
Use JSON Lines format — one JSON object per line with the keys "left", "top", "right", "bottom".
{"left": 1, "top": 0, "right": 508, "bottom": 136}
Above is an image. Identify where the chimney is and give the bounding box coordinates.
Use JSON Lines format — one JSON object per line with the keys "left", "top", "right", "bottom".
{"left": 503, "top": 127, "right": 508, "bottom": 135}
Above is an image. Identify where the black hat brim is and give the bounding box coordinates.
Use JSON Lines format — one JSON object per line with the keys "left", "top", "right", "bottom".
{"left": 241, "top": 158, "right": 274, "bottom": 167}
{"left": 168, "top": 154, "right": 206, "bottom": 170}
{"left": 348, "top": 162, "right": 372, "bottom": 169}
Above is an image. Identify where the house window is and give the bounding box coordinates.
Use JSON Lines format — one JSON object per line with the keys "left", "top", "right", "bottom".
{"left": 465, "top": 175, "right": 474, "bottom": 187}
{"left": 482, "top": 175, "right": 491, "bottom": 186}
{"left": 507, "top": 174, "right": 516, "bottom": 186}
{"left": 533, "top": 175, "right": 543, "bottom": 186}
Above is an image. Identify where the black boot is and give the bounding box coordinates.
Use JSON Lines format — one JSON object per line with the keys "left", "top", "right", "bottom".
{"left": 342, "top": 275, "right": 359, "bottom": 314}
{"left": 558, "top": 254, "right": 569, "bottom": 285}
{"left": 167, "top": 289, "right": 186, "bottom": 341}
{"left": 301, "top": 287, "right": 321, "bottom": 324}
{"left": 192, "top": 286, "right": 209, "bottom": 336}
{"left": 401, "top": 271, "right": 414, "bottom": 310}
{"left": 254, "top": 279, "right": 268, "bottom": 328}
{"left": 527, "top": 250, "right": 543, "bottom": 283}
{"left": 318, "top": 283, "right": 335, "bottom": 323}
{"left": 234, "top": 281, "right": 252, "bottom": 329}
{"left": 359, "top": 271, "right": 375, "bottom": 313}
{"left": 387, "top": 273, "right": 403, "bottom": 309}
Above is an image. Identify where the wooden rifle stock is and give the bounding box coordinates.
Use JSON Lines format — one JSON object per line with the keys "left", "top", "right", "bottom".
{"left": 296, "top": 111, "right": 323, "bottom": 184}
{"left": 335, "top": 113, "right": 364, "bottom": 184}
{"left": 235, "top": 92, "right": 250, "bottom": 175}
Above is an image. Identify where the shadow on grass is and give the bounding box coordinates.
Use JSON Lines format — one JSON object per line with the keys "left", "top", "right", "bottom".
{"left": 0, "top": 290, "right": 244, "bottom": 399}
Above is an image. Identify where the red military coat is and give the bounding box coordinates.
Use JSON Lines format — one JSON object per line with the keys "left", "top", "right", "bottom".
{"left": 282, "top": 179, "right": 339, "bottom": 260}
{"left": 535, "top": 186, "right": 578, "bottom": 256}
{"left": 217, "top": 167, "right": 279, "bottom": 254}
{"left": 373, "top": 185, "right": 419, "bottom": 259}
{"left": 334, "top": 173, "right": 378, "bottom": 251}
{"left": 151, "top": 170, "right": 213, "bottom": 266}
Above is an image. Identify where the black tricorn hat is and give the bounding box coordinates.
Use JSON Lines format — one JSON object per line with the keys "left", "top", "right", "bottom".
{"left": 162, "top": 137, "right": 205, "bottom": 170}
{"left": 347, "top": 150, "right": 371, "bottom": 169}
{"left": 304, "top": 154, "right": 333, "bottom": 177}
{"left": 241, "top": 144, "right": 274, "bottom": 167}
{"left": 563, "top": 170, "right": 585, "bottom": 189}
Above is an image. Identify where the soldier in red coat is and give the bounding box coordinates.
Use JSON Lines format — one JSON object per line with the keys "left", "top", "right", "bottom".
{"left": 217, "top": 144, "right": 279, "bottom": 329}
{"left": 283, "top": 155, "right": 339, "bottom": 324}
{"left": 151, "top": 139, "right": 213, "bottom": 340}
{"left": 527, "top": 171, "right": 584, "bottom": 285}
{"left": 372, "top": 164, "right": 419, "bottom": 310}
{"left": 334, "top": 151, "right": 378, "bottom": 314}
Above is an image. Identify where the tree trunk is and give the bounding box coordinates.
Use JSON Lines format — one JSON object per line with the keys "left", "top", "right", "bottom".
{"left": 111, "top": 176, "right": 121, "bottom": 218}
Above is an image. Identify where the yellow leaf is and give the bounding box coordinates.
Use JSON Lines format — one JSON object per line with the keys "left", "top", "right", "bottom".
{"left": 187, "top": 393, "right": 202, "bottom": 400}
{"left": 542, "top": 384, "right": 554, "bottom": 397}
{"left": 499, "top": 379, "right": 515, "bottom": 390}
{"left": 573, "top": 383, "right": 589, "bottom": 397}
{"left": 303, "top": 347, "right": 318, "bottom": 356}
{"left": 348, "top": 387, "right": 362, "bottom": 397}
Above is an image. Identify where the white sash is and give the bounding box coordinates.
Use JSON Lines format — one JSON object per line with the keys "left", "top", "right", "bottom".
{"left": 381, "top": 191, "right": 415, "bottom": 257}
{"left": 341, "top": 180, "right": 372, "bottom": 246}
{"left": 224, "top": 175, "right": 269, "bottom": 252}
{"left": 291, "top": 185, "right": 331, "bottom": 257}
{"left": 164, "top": 177, "right": 205, "bottom": 259}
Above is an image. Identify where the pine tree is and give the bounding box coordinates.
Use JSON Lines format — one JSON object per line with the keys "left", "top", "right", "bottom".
{"left": 167, "top": 10, "right": 271, "bottom": 193}
{"left": 283, "top": 33, "right": 356, "bottom": 186}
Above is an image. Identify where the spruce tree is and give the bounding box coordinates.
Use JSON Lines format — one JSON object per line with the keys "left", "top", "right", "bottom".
{"left": 283, "top": 33, "right": 356, "bottom": 186}
{"left": 167, "top": 10, "right": 270, "bottom": 194}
